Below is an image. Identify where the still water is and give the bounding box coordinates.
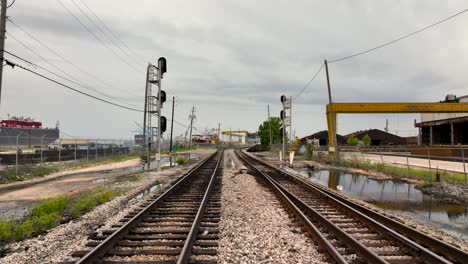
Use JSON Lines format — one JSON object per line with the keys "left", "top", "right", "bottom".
{"left": 297, "top": 169, "right": 468, "bottom": 240}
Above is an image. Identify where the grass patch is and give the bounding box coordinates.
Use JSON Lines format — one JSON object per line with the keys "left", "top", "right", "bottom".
{"left": 0, "top": 188, "right": 124, "bottom": 244}
{"left": 176, "top": 157, "right": 188, "bottom": 165}
{"left": 128, "top": 173, "right": 145, "bottom": 182}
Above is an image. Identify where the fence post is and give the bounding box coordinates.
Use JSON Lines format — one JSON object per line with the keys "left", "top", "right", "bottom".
{"left": 461, "top": 145, "right": 466, "bottom": 184}
{"left": 379, "top": 147, "right": 384, "bottom": 164}
{"left": 58, "top": 137, "right": 62, "bottom": 163}
{"left": 428, "top": 148, "right": 432, "bottom": 182}
{"left": 15, "top": 134, "right": 20, "bottom": 177}
{"left": 87, "top": 141, "right": 89, "bottom": 162}
{"left": 95, "top": 139, "right": 98, "bottom": 160}
{"left": 40, "top": 135, "right": 46, "bottom": 166}
{"left": 74, "top": 143, "right": 77, "bottom": 161}
{"left": 405, "top": 145, "right": 410, "bottom": 177}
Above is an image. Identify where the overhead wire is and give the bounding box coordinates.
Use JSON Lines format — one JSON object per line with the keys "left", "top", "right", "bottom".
{"left": 2, "top": 57, "right": 143, "bottom": 113}
{"left": 7, "top": 18, "right": 133, "bottom": 94}
{"left": 292, "top": 63, "right": 324, "bottom": 100}
{"left": 78, "top": 0, "right": 147, "bottom": 64}
{"left": 56, "top": 0, "right": 143, "bottom": 73}
{"left": 6, "top": 34, "right": 142, "bottom": 109}
{"left": 69, "top": 0, "right": 145, "bottom": 68}
{"left": 329, "top": 7, "right": 468, "bottom": 63}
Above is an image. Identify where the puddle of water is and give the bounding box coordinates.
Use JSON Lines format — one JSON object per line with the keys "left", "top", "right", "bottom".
{"left": 297, "top": 169, "right": 468, "bottom": 240}
{"left": 91, "top": 178, "right": 111, "bottom": 184}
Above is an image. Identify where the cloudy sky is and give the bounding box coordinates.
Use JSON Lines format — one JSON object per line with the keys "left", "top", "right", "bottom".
{"left": 1, "top": 0, "right": 467, "bottom": 139}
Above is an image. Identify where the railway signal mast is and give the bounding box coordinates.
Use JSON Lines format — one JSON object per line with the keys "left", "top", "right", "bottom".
{"left": 141, "top": 57, "right": 167, "bottom": 171}
{"left": 280, "top": 95, "right": 291, "bottom": 163}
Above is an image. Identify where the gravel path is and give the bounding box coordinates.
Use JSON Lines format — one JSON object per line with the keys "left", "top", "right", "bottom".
{"left": 0, "top": 150, "right": 214, "bottom": 264}
{"left": 219, "top": 150, "right": 327, "bottom": 263}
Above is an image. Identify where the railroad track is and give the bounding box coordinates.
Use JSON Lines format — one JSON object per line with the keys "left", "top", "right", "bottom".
{"left": 66, "top": 150, "right": 223, "bottom": 264}
{"left": 235, "top": 150, "right": 468, "bottom": 264}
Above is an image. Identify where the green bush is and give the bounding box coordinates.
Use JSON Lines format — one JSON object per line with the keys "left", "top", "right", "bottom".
{"left": 176, "top": 157, "right": 188, "bottom": 165}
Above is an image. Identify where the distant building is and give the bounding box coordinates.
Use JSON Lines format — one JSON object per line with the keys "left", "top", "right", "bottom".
{"left": 300, "top": 130, "right": 346, "bottom": 146}
{"left": 344, "top": 129, "right": 406, "bottom": 146}
{"left": 415, "top": 95, "right": 468, "bottom": 145}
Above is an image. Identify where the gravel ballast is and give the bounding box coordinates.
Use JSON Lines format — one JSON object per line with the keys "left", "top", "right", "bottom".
{"left": 219, "top": 150, "right": 327, "bottom": 263}
{"left": 0, "top": 150, "right": 214, "bottom": 264}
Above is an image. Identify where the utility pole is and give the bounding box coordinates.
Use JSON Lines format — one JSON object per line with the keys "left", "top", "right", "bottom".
{"left": 188, "top": 106, "right": 195, "bottom": 149}
{"left": 169, "top": 96, "right": 175, "bottom": 153}
{"left": 0, "top": 0, "right": 6, "bottom": 105}
{"left": 268, "top": 104, "right": 272, "bottom": 147}
{"left": 282, "top": 102, "right": 285, "bottom": 161}
{"left": 289, "top": 96, "right": 292, "bottom": 143}
{"left": 325, "top": 59, "right": 339, "bottom": 157}
{"left": 217, "top": 122, "right": 221, "bottom": 148}
{"left": 141, "top": 64, "right": 151, "bottom": 169}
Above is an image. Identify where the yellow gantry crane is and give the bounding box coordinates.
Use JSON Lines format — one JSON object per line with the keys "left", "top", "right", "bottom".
{"left": 326, "top": 102, "right": 468, "bottom": 151}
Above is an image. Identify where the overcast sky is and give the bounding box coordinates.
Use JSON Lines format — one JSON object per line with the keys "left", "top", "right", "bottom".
{"left": 1, "top": 0, "right": 467, "bottom": 139}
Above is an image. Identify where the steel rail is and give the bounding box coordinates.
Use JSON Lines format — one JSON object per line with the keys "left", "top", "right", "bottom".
{"left": 242, "top": 150, "right": 468, "bottom": 264}
{"left": 76, "top": 150, "right": 220, "bottom": 264}
{"left": 177, "top": 149, "right": 223, "bottom": 264}
{"left": 237, "top": 150, "right": 461, "bottom": 264}
{"left": 237, "top": 150, "right": 385, "bottom": 264}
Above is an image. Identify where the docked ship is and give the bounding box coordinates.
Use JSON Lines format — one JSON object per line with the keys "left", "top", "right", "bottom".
{"left": 0, "top": 116, "right": 60, "bottom": 147}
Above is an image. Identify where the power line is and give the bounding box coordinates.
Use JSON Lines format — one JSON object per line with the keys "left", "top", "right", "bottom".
{"left": 3, "top": 57, "right": 143, "bottom": 112}
{"left": 293, "top": 63, "right": 324, "bottom": 100}
{"left": 69, "top": 0, "right": 144, "bottom": 68}
{"left": 78, "top": 0, "right": 147, "bottom": 64}
{"left": 6, "top": 33, "right": 141, "bottom": 108}
{"left": 7, "top": 18, "right": 131, "bottom": 94}
{"left": 329, "top": 7, "right": 468, "bottom": 63}
{"left": 56, "top": 0, "right": 143, "bottom": 73}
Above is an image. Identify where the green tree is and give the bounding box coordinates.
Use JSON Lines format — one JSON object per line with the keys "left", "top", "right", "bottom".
{"left": 258, "top": 117, "right": 287, "bottom": 145}
{"left": 346, "top": 134, "right": 359, "bottom": 146}
{"left": 362, "top": 134, "right": 372, "bottom": 146}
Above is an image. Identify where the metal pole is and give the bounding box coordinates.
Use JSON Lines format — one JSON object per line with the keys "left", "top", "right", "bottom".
{"left": 74, "top": 143, "right": 77, "bottom": 161}
{"left": 428, "top": 148, "right": 432, "bottom": 181}
{"left": 87, "top": 142, "right": 89, "bottom": 162}
{"left": 169, "top": 96, "right": 175, "bottom": 154}
{"left": 0, "top": 0, "right": 8, "bottom": 105}
{"left": 289, "top": 96, "right": 292, "bottom": 143}
{"left": 95, "top": 139, "right": 98, "bottom": 160}
{"left": 142, "top": 64, "right": 150, "bottom": 168}
{"left": 188, "top": 106, "right": 194, "bottom": 149}
{"left": 58, "top": 137, "right": 62, "bottom": 162}
{"left": 15, "top": 132, "right": 22, "bottom": 177}
{"left": 156, "top": 64, "right": 162, "bottom": 171}
{"left": 461, "top": 145, "right": 466, "bottom": 184}
{"left": 405, "top": 145, "right": 410, "bottom": 177}
{"left": 217, "top": 122, "right": 221, "bottom": 148}
{"left": 40, "top": 135, "right": 45, "bottom": 165}
{"left": 267, "top": 104, "right": 272, "bottom": 147}
{"left": 282, "top": 102, "right": 285, "bottom": 162}
{"left": 324, "top": 60, "right": 338, "bottom": 157}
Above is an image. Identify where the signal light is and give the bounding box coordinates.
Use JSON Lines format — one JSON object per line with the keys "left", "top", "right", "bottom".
{"left": 280, "top": 110, "right": 286, "bottom": 120}
{"left": 160, "top": 116, "right": 167, "bottom": 133}
{"left": 280, "top": 95, "right": 287, "bottom": 103}
{"left": 160, "top": 91, "right": 166, "bottom": 104}
{"left": 158, "top": 57, "right": 167, "bottom": 75}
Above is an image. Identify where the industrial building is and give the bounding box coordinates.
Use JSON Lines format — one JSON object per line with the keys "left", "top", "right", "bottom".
{"left": 344, "top": 129, "right": 406, "bottom": 146}
{"left": 300, "top": 130, "right": 346, "bottom": 146}
{"left": 415, "top": 95, "right": 468, "bottom": 145}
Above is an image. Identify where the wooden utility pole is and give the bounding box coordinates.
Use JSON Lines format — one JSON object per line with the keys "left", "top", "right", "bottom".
{"left": 268, "top": 105, "right": 272, "bottom": 146}
{"left": 169, "top": 96, "right": 175, "bottom": 153}
{"left": 0, "top": 0, "right": 7, "bottom": 105}
{"left": 188, "top": 106, "right": 195, "bottom": 149}
{"left": 217, "top": 122, "right": 221, "bottom": 148}
{"left": 325, "top": 59, "right": 339, "bottom": 157}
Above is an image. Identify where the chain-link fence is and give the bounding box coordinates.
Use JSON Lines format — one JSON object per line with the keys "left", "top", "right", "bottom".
{"left": 335, "top": 145, "right": 467, "bottom": 184}
{"left": 0, "top": 136, "right": 143, "bottom": 181}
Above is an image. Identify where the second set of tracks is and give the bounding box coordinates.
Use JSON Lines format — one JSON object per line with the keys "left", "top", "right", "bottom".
{"left": 235, "top": 149, "right": 468, "bottom": 264}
